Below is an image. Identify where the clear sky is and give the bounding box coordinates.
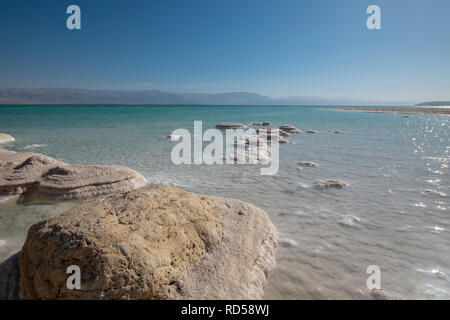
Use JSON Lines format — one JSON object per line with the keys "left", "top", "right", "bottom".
{"left": 0, "top": 0, "right": 449, "bottom": 103}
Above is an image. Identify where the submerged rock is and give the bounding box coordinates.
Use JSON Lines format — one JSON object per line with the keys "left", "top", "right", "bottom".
{"left": 0, "top": 149, "right": 147, "bottom": 201}
{"left": 167, "top": 134, "right": 182, "bottom": 141}
{"left": 252, "top": 122, "right": 263, "bottom": 126}
{"left": 306, "top": 130, "right": 317, "bottom": 134}
{"left": 313, "top": 180, "right": 348, "bottom": 189}
{"left": 17, "top": 184, "right": 277, "bottom": 300}
{"left": 0, "top": 252, "right": 20, "bottom": 300}
{"left": 215, "top": 122, "right": 247, "bottom": 129}
{"left": 367, "top": 289, "right": 401, "bottom": 300}
{"left": 298, "top": 161, "right": 318, "bottom": 167}
{"left": 0, "top": 133, "right": 15, "bottom": 144}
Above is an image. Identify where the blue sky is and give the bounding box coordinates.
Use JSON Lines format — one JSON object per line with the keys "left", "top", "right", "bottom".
{"left": 0, "top": 0, "right": 449, "bottom": 103}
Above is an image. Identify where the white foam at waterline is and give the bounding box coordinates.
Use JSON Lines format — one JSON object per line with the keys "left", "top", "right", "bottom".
{"left": 414, "top": 202, "right": 427, "bottom": 208}
{"left": 417, "top": 268, "right": 448, "bottom": 279}
{"left": 430, "top": 226, "right": 444, "bottom": 232}
{"left": 339, "top": 214, "right": 361, "bottom": 226}
{"left": 23, "top": 144, "right": 46, "bottom": 149}
{"left": 298, "top": 182, "right": 310, "bottom": 188}
{"left": 279, "top": 237, "right": 298, "bottom": 248}
{"left": 422, "top": 189, "right": 447, "bottom": 197}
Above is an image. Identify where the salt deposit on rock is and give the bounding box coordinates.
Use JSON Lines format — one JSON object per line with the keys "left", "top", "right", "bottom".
{"left": 0, "top": 133, "right": 15, "bottom": 144}
{"left": 0, "top": 149, "right": 147, "bottom": 201}
{"left": 279, "top": 125, "right": 302, "bottom": 133}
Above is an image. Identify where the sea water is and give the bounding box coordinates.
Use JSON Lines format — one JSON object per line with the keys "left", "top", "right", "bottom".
{"left": 0, "top": 105, "right": 448, "bottom": 299}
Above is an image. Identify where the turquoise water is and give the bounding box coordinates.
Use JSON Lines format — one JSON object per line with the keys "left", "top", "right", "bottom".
{"left": 0, "top": 105, "right": 449, "bottom": 299}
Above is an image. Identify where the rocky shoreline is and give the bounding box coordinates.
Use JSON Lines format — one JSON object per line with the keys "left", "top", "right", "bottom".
{"left": 0, "top": 134, "right": 278, "bottom": 300}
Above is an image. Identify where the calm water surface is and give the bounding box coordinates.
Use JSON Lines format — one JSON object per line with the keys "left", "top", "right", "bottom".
{"left": 0, "top": 105, "right": 449, "bottom": 299}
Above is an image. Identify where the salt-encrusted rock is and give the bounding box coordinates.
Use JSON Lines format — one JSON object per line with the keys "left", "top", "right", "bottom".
{"left": 262, "top": 122, "right": 271, "bottom": 126}
{"left": 0, "top": 252, "right": 20, "bottom": 300}
{"left": 257, "top": 128, "right": 290, "bottom": 138}
{"left": 0, "top": 149, "right": 147, "bottom": 201}
{"left": 245, "top": 135, "right": 267, "bottom": 147}
{"left": 0, "top": 133, "right": 15, "bottom": 144}
{"left": 18, "top": 184, "right": 277, "bottom": 300}
{"left": 252, "top": 122, "right": 263, "bottom": 126}
{"left": 298, "top": 161, "right": 318, "bottom": 167}
{"left": 306, "top": 130, "right": 317, "bottom": 134}
{"left": 313, "top": 180, "right": 348, "bottom": 189}
{"left": 229, "top": 138, "right": 272, "bottom": 164}
{"left": 215, "top": 122, "right": 247, "bottom": 129}
{"left": 279, "top": 125, "right": 302, "bottom": 133}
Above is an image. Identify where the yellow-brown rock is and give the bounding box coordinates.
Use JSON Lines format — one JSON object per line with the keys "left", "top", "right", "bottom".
{"left": 18, "top": 184, "right": 277, "bottom": 299}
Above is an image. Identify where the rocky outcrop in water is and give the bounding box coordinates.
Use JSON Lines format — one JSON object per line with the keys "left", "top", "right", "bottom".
{"left": 279, "top": 125, "right": 302, "bottom": 133}
{"left": 256, "top": 128, "right": 290, "bottom": 138}
{"left": 215, "top": 122, "right": 247, "bottom": 129}
{"left": 15, "top": 184, "right": 277, "bottom": 300}
{"left": 313, "top": 180, "right": 348, "bottom": 189}
{"left": 0, "top": 133, "right": 15, "bottom": 144}
{"left": 0, "top": 149, "right": 147, "bottom": 201}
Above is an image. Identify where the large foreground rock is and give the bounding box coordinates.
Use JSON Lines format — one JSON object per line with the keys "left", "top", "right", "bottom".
{"left": 18, "top": 184, "right": 277, "bottom": 299}
{"left": 0, "top": 149, "right": 147, "bottom": 201}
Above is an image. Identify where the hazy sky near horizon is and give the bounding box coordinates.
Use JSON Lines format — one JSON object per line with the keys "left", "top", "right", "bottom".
{"left": 0, "top": 0, "right": 449, "bottom": 103}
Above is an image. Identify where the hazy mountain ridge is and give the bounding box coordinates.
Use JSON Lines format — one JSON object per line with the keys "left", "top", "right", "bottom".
{"left": 416, "top": 101, "right": 450, "bottom": 106}
{"left": 0, "top": 88, "right": 416, "bottom": 106}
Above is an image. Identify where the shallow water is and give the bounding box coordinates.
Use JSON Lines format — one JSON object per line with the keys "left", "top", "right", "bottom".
{"left": 0, "top": 105, "right": 449, "bottom": 299}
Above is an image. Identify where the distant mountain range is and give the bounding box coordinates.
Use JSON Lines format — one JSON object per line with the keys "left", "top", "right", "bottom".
{"left": 0, "top": 88, "right": 417, "bottom": 106}
{"left": 416, "top": 101, "right": 450, "bottom": 106}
